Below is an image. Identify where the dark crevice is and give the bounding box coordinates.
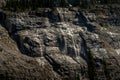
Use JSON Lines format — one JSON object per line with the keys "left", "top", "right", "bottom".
{"left": 44, "top": 54, "right": 62, "bottom": 76}
{"left": 78, "top": 11, "right": 96, "bottom": 32}
{"left": 57, "top": 35, "right": 65, "bottom": 51}
{"left": 0, "top": 11, "right": 6, "bottom": 25}
{"left": 79, "top": 32, "right": 97, "bottom": 80}
{"left": 79, "top": 33, "right": 88, "bottom": 62}
{"left": 78, "top": 11, "right": 88, "bottom": 27}
{"left": 87, "top": 47, "right": 97, "bottom": 80}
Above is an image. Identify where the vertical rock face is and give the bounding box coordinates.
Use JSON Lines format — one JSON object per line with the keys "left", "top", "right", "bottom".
{"left": 0, "top": 6, "right": 120, "bottom": 80}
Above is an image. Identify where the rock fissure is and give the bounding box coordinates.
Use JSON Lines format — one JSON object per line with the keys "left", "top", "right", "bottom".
{"left": 0, "top": 6, "right": 120, "bottom": 80}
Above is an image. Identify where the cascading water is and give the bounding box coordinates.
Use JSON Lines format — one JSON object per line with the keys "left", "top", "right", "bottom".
{"left": 57, "top": 22, "right": 82, "bottom": 57}
{"left": 57, "top": 22, "right": 67, "bottom": 54}
{"left": 56, "top": 8, "right": 64, "bottom": 22}
{"left": 66, "top": 25, "right": 81, "bottom": 57}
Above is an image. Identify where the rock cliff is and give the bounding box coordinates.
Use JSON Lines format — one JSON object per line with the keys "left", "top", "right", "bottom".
{"left": 0, "top": 6, "right": 120, "bottom": 80}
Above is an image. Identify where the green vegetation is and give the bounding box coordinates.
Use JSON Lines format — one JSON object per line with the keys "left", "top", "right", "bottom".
{"left": 87, "top": 47, "right": 97, "bottom": 80}
{"left": 102, "top": 57, "right": 111, "bottom": 80}
{"left": 76, "top": 73, "right": 80, "bottom": 80}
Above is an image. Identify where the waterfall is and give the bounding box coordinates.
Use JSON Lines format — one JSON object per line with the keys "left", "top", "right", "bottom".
{"left": 58, "top": 22, "right": 67, "bottom": 54}
{"left": 58, "top": 22, "right": 81, "bottom": 56}
{"left": 56, "top": 8, "right": 82, "bottom": 56}
{"left": 67, "top": 26, "right": 80, "bottom": 57}
{"left": 56, "top": 8, "right": 64, "bottom": 22}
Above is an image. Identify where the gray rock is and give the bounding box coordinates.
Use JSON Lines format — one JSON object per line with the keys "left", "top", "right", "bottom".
{"left": 0, "top": 7, "right": 120, "bottom": 80}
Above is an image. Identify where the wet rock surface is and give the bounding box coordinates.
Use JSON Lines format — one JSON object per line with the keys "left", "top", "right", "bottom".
{"left": 0, "top": 7, "right": 120, "bottom": 80}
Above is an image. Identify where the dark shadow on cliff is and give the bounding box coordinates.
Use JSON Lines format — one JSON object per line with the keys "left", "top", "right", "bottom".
{"left": 78, "top": 11, "right": 96, "bottom": 32}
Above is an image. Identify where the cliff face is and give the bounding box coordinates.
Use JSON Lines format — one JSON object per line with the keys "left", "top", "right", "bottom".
{"left": 0, "top": 6, "right": 120, "bottom": 80}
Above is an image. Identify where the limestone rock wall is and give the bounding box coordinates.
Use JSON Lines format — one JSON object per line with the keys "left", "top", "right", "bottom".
{"left": 0, "top": 7, "right": 120, "bottom": 80}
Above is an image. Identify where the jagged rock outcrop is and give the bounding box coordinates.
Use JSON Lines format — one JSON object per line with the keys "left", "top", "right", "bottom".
{"left": 0, "top": 6, "right": 120, "bottom": 80}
